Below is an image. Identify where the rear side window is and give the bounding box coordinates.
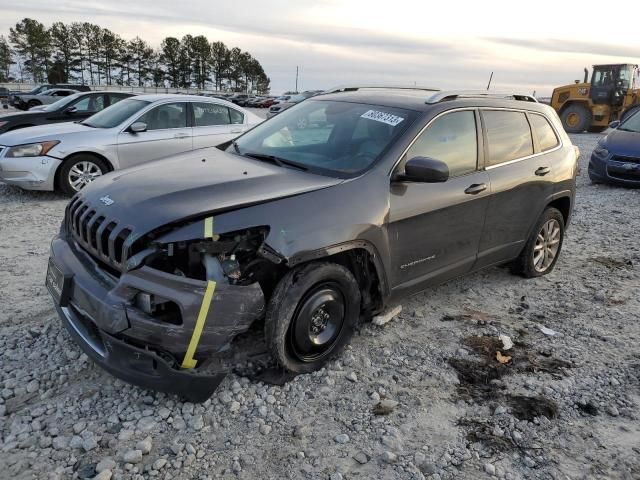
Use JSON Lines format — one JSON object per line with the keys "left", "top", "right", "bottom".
{"left": 137, "top": 102, "right": 187, "bottom": 130}
{"left": 483, "top": 110, "right": 533, "bottom": 166}
{"left": 529, "top": 114, "right": 559, "bottom": 152}
{"left": 404, "top": 110, "right": 478, "bottom": 177}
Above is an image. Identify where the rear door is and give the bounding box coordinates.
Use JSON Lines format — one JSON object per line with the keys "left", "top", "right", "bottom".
{"left": 117, "top": 101, "right": 192, "bottom": 168}
{"left": 388, "top": 109, "right": 490, "bottom": 292}
{"left": 475, "top": 109, "right": 557, "bottom": 268}
{"left": 191, "top": 102, "right": 246, "bottom": 149}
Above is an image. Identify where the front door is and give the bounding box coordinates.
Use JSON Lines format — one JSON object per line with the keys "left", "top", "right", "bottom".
{"left": 191, "top": 102, "right": 247, "bottom": 149}
{"left": 388, "top": 109, "right": 490, "bottom": 293}
{"left": 117, "top": 102, "right": 192, "bottom": 168}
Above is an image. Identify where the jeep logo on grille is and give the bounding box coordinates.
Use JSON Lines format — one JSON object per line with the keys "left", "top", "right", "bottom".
{"left": 99, "top": 195, "right": 114, "bottom": 206}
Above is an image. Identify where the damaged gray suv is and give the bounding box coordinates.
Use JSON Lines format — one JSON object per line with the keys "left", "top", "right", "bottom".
{"left": 46, "top": 87, "right": 579, "bottom": 401}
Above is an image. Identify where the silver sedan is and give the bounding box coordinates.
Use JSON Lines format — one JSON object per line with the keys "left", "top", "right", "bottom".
{"left": 0, "top": 94, "right": 263, "bottom": 194}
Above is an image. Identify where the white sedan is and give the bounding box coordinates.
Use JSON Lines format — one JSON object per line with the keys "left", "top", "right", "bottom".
{"left": 0, "top": 94, "right": 263, "bottom": 194}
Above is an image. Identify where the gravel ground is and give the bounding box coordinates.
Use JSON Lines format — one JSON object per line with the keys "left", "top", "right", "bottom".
{"left": 0, "top": 133, "right": 639, "bottom": 480}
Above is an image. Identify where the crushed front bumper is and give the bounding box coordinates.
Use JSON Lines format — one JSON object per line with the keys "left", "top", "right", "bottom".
{"left": 47, "top": 233, "right": 265, "bottom": 401}
{"left": 0, "top": 154, "right": 60, "bottom": 191}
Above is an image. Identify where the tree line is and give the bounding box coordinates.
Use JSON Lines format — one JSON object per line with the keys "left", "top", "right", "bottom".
{"left": 0, "top": 18, "right": 271, "bottom": 93}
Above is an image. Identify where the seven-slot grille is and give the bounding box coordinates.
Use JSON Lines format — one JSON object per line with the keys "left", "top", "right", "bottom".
{"left": 611, "top": 154, "right": 640, "bottom": 165}
{"left": 66, "top": 196, "right": 134, "bottom": 272}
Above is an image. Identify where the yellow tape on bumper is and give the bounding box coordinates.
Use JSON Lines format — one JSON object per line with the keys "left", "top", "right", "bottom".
{"left": 181, "top": 280, "right": 216, "bottom": 369}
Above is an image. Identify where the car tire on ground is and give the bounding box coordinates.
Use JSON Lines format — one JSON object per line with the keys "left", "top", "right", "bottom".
{"left": 560, "top": 104, "right": 592, "bottom": 133}
{"left": 58, "top": 154, "right": 109, "bottom": 195}
{"left": 265, "top": 262, "right": 361, "bottom": 374}
{"left": 588, "top": 169, "right": 602, "bottom": 184}
{"left": 512, "top": 207, "right": 565, "bottom": 278}
{"left": 27, "top": 100, "right": 41, "bottom": 109}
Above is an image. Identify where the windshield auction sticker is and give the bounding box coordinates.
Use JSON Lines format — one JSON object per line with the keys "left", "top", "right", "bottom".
{"left": 360, "top": 110, "right": 405, "bottom": 126}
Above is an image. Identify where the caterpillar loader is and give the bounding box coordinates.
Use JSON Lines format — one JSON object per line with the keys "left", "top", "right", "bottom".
{"left": 551, "top": 64, "right": 640, "bottom": 133}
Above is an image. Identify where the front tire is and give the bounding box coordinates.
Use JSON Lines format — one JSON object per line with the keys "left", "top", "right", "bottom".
{"left": 58, "top": 154, "right": 108, "bottom": 195}
{"left": 512, "top": 207, "right": 565, "bottom": 278}
{"left": 560, "top": 104, "right": 592, "bottom": 133}
{"left": 265, "top": 262, "right": 361, "bottom": 373}
{"left": 27, "top": 100, "right": 41, "bottom": 109}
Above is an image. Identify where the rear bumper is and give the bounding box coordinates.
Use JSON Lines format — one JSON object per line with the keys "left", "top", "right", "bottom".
{"left": 0, "top": 154, "right": 60, "bottom": 190}
{"left": 48, "top": 232, "right": 265, "bottom": 401}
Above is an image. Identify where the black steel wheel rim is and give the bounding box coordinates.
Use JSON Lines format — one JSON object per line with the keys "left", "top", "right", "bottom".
{"left": 288, "top": 282, "right": 346, "bottom": 363}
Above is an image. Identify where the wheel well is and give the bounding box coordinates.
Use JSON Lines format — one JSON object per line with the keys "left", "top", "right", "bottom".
{"left": 315, "top": 248, "right": 384, "bottom": 316}
{"left": 548, "top": 197, "right": 571, "bottom": 225}
{"left": 53, "top": 152, "right": 114, "bottom": 189}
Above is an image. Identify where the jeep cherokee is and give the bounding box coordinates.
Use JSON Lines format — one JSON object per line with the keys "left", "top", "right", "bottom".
{"left": 46, "top": 87, "right": 578, "bottom": 401}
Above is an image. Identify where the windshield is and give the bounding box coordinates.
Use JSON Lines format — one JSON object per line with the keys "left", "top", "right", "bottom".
{"left": 619, "top": 110, "right": 640, "bottom": 133}
{"left": 42, "top": 92, "right": 82, "bottom": 112}
{"left": 82, "top": 98, "right": 150, "bottom": 129}
{"left": 229, "top": 99, "right": 414, "bottom": 176}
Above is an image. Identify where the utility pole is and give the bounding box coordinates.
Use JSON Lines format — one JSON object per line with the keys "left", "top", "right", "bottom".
{"left": 295, "top": 66, "right": 299, "bottom": 93}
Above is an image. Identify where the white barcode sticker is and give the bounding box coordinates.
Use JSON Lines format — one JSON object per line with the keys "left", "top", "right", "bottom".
{"left": 360, "top": 110, "right": 405, "bottom": 126}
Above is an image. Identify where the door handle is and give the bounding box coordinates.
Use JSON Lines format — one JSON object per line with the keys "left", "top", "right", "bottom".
{"left": 464, "top": 183, "right": 487, "bottom": 195}
{"left": 535, "top": 166, "right": 551, "bottom": 176}
{"left": 174, "top": 133, "right": 190, "bottom": 139}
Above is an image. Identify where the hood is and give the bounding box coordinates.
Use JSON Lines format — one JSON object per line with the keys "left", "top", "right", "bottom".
{"left": 77, "top": 147, "right": 343, "bottom": 235}
{"left": 0, "top": 121, "right": 95, "bottom": 146}
{"left": 603, "top": 128, "right": 640, "bottom": 158}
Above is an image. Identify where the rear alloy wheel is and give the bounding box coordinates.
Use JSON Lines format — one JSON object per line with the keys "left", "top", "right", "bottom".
{"left": 265, "top": 262, "right": 361, "bottom": 373}
{"left": 560, "top": 104, "right": 592, "bottom": 133}
{"left": 58, "top": 154, "right": 108, "bottom": 195}
{"left": 512, "top": 207, "right": 565, "bottom": 278}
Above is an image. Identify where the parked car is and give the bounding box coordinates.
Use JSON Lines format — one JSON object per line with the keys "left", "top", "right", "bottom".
{"left": 246, "top": 96, "right": 263, "bottom": 107}
{"left": 272, "top": 95, "right": 291, "bottom": 104}
{"left": 45, "top": 87, "right": 578, "bottom": 400}
{"left": 266, "top": 91, "right": 322, "bottom": 118}
{"left": 9, "top": 84, "right": 91, "bottom": 107}
{"left": 0, "top": 94, "right": 262, "bottom": 194}
{"left": 229, "top": 93, "right": 249, "bottom": 106}
{"left": 0, "top": 91, "right": 134, "bottom": 134}
{"left": 257, "top": 97, "right": 277, "bottom": 108}
{"left": 13, "top": 88, "right": 79, "bottom": 110}
{"left": 589, "top": 111, "right": 640, "bottom": 186}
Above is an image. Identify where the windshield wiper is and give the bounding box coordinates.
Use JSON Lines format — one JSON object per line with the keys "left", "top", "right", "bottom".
{"left": 242, "top": 152, "right": 308, "bottom": 171}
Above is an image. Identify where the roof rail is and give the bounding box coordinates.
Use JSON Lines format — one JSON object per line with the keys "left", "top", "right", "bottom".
{"left": 323, "top": 85, "right": 440, "bottom": 95}
{"left": 425, "top": 90, "right": 538, "bottom": 104}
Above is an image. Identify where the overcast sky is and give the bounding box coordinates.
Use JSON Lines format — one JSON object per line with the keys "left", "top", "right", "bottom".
{"left": 2, "top": 0, "right": 638, "bottom": 95}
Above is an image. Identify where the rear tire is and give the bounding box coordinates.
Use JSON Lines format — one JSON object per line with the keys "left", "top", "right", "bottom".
{"left": 512, "top": 207, "right": 565, "bottom": 278}
{"left": 265, "top": 262, "right": 361, "bottom": 373}
{"left": 58, "top": 154, "right": 109, "bottom": 195}
{"left": 560, "top": 104, "right": 592, "bottom": 133}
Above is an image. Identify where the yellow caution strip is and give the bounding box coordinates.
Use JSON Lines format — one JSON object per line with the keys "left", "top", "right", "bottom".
{"left": 204, "top": 216, "right": 214, "bottom": 239}
{"left": 181, "top": 280, "right": 217, "bottom": 369}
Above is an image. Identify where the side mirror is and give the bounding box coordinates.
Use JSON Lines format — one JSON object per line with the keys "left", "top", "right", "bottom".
{"left": 394, "top": 156, "right": 449, "bottom": 183}
{"left": 64, "top": 106, "right": 77, "bottom": 115}
{"left": 609, "top": 120, "right": 621, "bottom": 129}
{"left": 129, "top": 122, "right": 147, "bottom": 133}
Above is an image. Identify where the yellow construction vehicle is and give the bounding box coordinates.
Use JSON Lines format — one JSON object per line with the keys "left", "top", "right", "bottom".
{"left": 551, "top": 64, "right": 640, "bottom": 133}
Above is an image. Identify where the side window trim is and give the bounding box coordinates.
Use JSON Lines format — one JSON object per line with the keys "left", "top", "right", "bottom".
{"left": 480, "top": 108, "right": 563, "bottom": 170}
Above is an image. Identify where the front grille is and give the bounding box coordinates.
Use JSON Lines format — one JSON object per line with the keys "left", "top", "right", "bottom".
{"left": 66, "top": 196, "right": 137, "bottom": 272}
{"left": 611, "top": 154, "right": 640, "bottom": 165}
{"left": 608, "top": 169, "right": 640, "bottom": 182}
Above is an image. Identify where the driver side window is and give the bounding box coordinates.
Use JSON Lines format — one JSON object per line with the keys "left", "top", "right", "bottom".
{"left": 403, "top": 111, "right": 478, "bottom": 177}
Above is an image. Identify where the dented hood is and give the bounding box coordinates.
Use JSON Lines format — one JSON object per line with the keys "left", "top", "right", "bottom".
{"left": 77, "top": 147, "right": 343, "bottom": 234}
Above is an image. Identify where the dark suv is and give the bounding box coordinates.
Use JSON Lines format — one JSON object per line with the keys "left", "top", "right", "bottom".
{"left": 46, "top": 87, "right": 578, "bottom": 401}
